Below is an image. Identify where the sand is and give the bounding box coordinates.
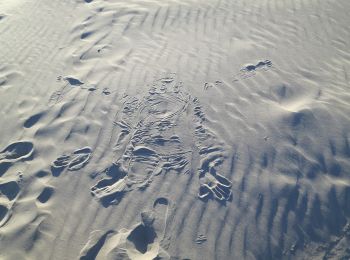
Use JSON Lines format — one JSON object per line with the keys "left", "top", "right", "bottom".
{"left": 0, "top": 0, "right": 350, "bottom": 259}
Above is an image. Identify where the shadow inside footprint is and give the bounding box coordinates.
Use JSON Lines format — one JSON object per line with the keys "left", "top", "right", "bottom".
{"left": 64, "top": 77, "right": 84, "bottom": 86}
{"left": 154, "top": 197, "right": 168, "bottom": 207}
{"left": 51, "top": 165, "right": 64, "bottom": 177}
{"left": 0, "top": 181, "right": 20, "bottom": 201}
{"left": 91, "top": 163, "right": 128, "bottom": 207}
{"left": 0, "top": 141, "right": 34, "bottom": 162}
{"left": 127, "top": 224, "right": 157, "bottom": 254}
{"left": 24, "top": 112, "right": 43, "bottom": 128}
{"left": 37, "top": 187, "right": 54, "bottom": 203}
{"left": 0, "top": 162, "right": 12, "bottom": 177}
{"left": 0, "top": 204, "right": 8, "bottom": 224}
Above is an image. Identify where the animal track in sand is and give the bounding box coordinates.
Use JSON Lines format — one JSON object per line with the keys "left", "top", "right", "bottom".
{"left": 79, "top": 197, "right": 170, "bottom": 260}
{"left": 52, "top": 147, "right": 92, "bottom": 174}
{"left": 64, "top": 77, "right": 84, "bottom": 86}
{"left": 50, "top": 76, "right": 114, "bottom": 105}
{"left": 91, "top": 74, "right": 232, "bottom": 206}
{"left": 195, "top": 234, "right": 207, "bottom": 244}
{"left": 102, "top": 87, "right": 111, "bottom": 95}
{"left": 203, "top": 80, "right": 223, "bottom": 90}
{"left": 0, "top": 141, "right": 34, "bottom": 163}
{"left": 235, "top": 59, "right": 273, "bottom": 80}
{"left": 49, "top": 76, "right": 86, "bottom": 105}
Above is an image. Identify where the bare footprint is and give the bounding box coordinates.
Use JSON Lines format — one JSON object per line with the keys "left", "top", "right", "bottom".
{"left": 198, "top": 153, "right": 232, "bottom": 201}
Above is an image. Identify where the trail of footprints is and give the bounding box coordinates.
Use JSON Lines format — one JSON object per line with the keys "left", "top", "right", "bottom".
{"left": 0, "top": 141, "right": 93, "bottom": 229}
{"left": 49, "top": 76, "right": 111, "bottom": 106}
{"left": 0, "top": 177, "right": 21, "bottom": 227}
{"left": 202, "top": 60, "right": 273, "bottom": 91}
{"left": 90, "top": 74, "right": 232, "bottom": 206}
{"left": 1, "top": 74, "right": 233, "bottom": 256}
{"left": 0, "top": 141, "right": 50, "bottom": 227}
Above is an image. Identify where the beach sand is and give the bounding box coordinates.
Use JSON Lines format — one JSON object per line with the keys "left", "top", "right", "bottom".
{"left": 0, "top": 0, "right": 350, "bottom": 259}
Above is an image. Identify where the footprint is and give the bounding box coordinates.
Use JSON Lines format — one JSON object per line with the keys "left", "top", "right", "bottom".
{"left": 79, "top": 198, "right": 170, "bottom": 259}
{"left": 64, "top": 76, "right": 84, "bottom": 86}
{"left": 203, "top": 81, "right": 223, "bottom": 90}
{"left": 198, "top": 154, "right": 232, "bottom": 202}
{"left": 102, "top": 88, "right": 111, "bottom": 95}
{"left": 49, "top": 76, "right": 85, "bottom": 105}
{"left": 52, "top": 155, "right": 71, "bottom": 169}
{"left": 236, "top": 59, "right": 273, "bottom": 79}
{"left": 198, "top": 172, "right": 232, "bottom": 202}
{"left": 0, "top": 180, "right": 21, "bottom": 228}
{"left": 0, "top": 141, "right": 34, "bottom": 163}
{"left": 24, "top": 112, "right": 44, "bottom": 128}
{"left": 0, "top": 204, "right": 9, "bottom": 227}
{"left": 126, "top": 213, "right": 157, "bottom": 254}
{"left": 195, "top": 234, "right": 207, "bottom": 244}
{"left": 36, "top": 186, "right": 54, "bottom": 204}
{"left": 52, "top": 147, "right": 92, "bottom": 174}
{"left": 0, "top": 181, "right": 20, "bottom": 201}
{"left": 69, "top": 147, "right": 93, "bottom": 171}
{"left": 0, "top": 162, "right": 12, "bottom": 177}
{"left": 35, "top": 170, "right": 50, "bottom": 178}
{"left": 152, "top": 197, "right": 169, "bottom": 237}
{"left": 90, "top": 163, "right": 128, "bottom": 207}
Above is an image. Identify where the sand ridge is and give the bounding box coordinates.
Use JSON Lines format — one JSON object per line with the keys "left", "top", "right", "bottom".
{"left": 0, "top": 0, "right": 350, "bottom": 259}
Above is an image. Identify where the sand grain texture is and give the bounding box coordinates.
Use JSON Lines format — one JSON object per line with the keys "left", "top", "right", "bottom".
{"left": 0, "top": 0, "right": 350, "bottom": 259}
